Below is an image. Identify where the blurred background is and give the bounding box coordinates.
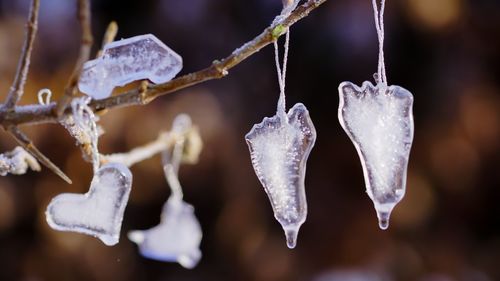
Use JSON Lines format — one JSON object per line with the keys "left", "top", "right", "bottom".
{"left": 0, "top": 0, "right": 499, "bottom": 280}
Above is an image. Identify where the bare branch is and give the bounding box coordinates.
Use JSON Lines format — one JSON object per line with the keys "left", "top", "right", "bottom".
{"left": 0, "top": 0, "right": 327, "bottom": 126}
{"left": 55, "top": 0, "right": 94, "bottom": 116}
{"left": 8, "top": 126, "right": 72, "bottom": 184}
{"left": 4, "top": 0, "right": 40, "bottom": 110}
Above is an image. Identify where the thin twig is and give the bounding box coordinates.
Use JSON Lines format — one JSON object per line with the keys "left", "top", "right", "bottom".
{"left": 0, "top": 0, "right": 327, "bottom": 126}
{"left": 96, "top": 21, "right": 118, "bottom": 58}
{"left": 4, "top": 0, "right": 40, "bottom": 110}
{"left": 102, "top": 125, "right": 202, "bottom": 168}
{"left": 55, "top": 0, "right": 93, "bottom": 117}
{"left": 8, "top": 127, "right": 72, "bottom": 184}
{"left": 101, "top": 132, "right": 174, "bottom": 167}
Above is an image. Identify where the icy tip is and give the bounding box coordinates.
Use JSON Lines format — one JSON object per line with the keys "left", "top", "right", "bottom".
{"left": 284, "top": 227, "right": 299, "bottom": 249}
{"left": 127, "top": 230, "right": 145, "bottom": 244}
{"left": 376, "top": 210, "right": 392, "bottom": 230}
{"left": 178, "top": 250, "right": 201, "bottom": 269}
{"left": 374, "top": 202, "right": 396, "bottom": 230}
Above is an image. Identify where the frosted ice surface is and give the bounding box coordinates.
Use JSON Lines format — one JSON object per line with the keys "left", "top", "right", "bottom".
{"left": 78, "top": 34, "right": 183, "bottom": 99}
{"left": 128, "top": 198, "right": 202, "bottom": 269}
{"left": 46, "top": 163, "right": 133, "bottom": 245}
{"left": 245, "top": 103, "right": 316, "bottom": 248}
{"left": 338, "top": 81, "right": 414, "bottom": 230}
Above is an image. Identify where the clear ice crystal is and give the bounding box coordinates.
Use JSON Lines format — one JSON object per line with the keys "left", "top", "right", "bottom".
{"left": 78, "top": 34, "right": 183, "bottom": 100}
{"left": 338, "top": 81, "right": 414, "bottom": 230}
{"left": 128, "top": 198, "right": 202, "bottom": 269}
{"left": 245, "top": 103, "right": 316, "bottom": 248}
{"left": 46, "top": 163, "right": 133, "bottom": 245}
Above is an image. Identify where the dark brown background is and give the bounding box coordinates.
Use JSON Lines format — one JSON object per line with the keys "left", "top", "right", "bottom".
{"left": 0, "top": 0, "right": 499, "bottom": 280}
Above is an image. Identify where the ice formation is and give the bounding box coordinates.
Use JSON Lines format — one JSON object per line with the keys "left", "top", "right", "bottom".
{"left": 128, "top": 114, "right": 202, "bottom": 268}
{"left": 338, "top": 81, "right": 414, "bottom": 229}
{"left": 245, "top": 103, "right": 316, "bottom": 248}
{"left": 46, "top": 163, "right": 133, "bottom": 245}
{"left": 128, "top": 198, "right": 202, "bottom": 269}
{"left": 78, "top": 34, "right": 183, "bottom": 99}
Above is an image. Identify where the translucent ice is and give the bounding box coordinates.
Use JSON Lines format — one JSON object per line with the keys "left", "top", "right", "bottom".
{"left": 338, "top": 81, "right": 414, "bottom": 229}
{"left": 245, "top": 103, "right": 316, "bottom": 248}
{"left": 78, "top": 34, "right": 183, "bottom": 99}
{"left": 46, "top": 163, "right": 133, "bottom": 245}
{"left": 128, "top": 114, "right": 202, "bottom": 268}
{"left": 128, "top": 198, "right": 202, "bottom": 269}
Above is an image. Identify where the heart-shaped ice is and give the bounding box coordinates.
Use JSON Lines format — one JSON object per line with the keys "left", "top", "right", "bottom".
{"left": 245, "top": 103, "right": 316, "bottom": 248}
{"left": 128, "top": 198, "right": 202, "bottom": 269}
{"left": 46, "top": 163, "right": 133, "bottom": 245}
{"left": 338, "top": 81, "right": 414, "bottom": 229}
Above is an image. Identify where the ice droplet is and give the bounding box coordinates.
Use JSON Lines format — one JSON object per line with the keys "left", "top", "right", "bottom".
{"left": 45, "top": 163, "right": 133, "bottom": 245}
{"left": 376, "top": 209, "right": 390, "bottom": 230}
{"left": 284, "top": 226, "right": 299, "bottom": 249}
{"left": 245, "top": 103, "right": 316, "bottom": 248}
{"left": 78, "top": 34, "right": 182, "bottom": 100}
{"left": 128, "top": 198, "right": 202, "bottom": 268}
{"left": 338, "top": 81, "right": 414, "bottom": 230}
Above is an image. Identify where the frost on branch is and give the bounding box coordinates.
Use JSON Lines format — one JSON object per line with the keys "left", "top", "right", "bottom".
{"left": 78, "top": 34, "right": 183, "bottom": 100}
{"left": 281, "top": 0, "right": 301, "bottom": 17}
{"left": 246, "top": 103, "right": 316, "bottom": 249}
{"left": 0, "top": 147, "right": 41, "bottom": 176}
{"left": 338, "top": 81, "right": 414, "bottom": 230}
{"left": 59, "top": 102, "right": 103, "bottom": 163}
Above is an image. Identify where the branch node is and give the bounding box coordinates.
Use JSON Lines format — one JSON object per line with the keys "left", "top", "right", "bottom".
{"left": 139, "top": 80, "right": 152, "bottom": 105}
{"left": 272, "top": 24, "right": 287, "bottom": 40}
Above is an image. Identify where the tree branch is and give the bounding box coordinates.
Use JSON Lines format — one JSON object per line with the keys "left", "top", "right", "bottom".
{"left": 8, "top": 127, "right": 72, "bottom": 183}
{"left": 3, "top": 0, "right": 39, "bottom": 110}
{"left": 55, "top": 0, "right": 93, "bottom": 116}
{"left": 0, "top": 0, "right": 327, "bottom": 126}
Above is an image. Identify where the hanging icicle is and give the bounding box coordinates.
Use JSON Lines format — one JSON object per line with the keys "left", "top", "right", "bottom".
{"left": 128, "top": 114, "right": 203, "bottom": 269}
{"left": 246, "top": 19, "right": 316, "bottom": 248}
{"left": 337, "top": 0, "right": 414, "bottom": 230}
{"left": 46, "top": 98, "right": 133, "bottom": 245}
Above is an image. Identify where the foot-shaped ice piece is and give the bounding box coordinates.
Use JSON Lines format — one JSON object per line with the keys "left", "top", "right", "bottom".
{"left": 128, "top": 198, "right": 202, "bottom": 269}
{"left": 78, "top": 34, "right": 183, "bottom": 100}
{"left": 245, "top": 103, "right": 316, "bottom": 248}
{"left": 45, "top": 163, "right": 133, "bottom": 245}
{"left": 338, "top": 81, "right": 414, "bottom": 230}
